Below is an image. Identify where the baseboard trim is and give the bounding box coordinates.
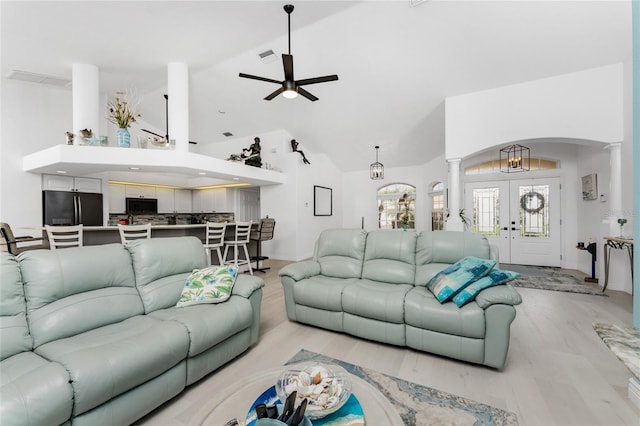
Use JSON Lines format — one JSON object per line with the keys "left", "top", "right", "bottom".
{"left": 629, "top": 377, "right": 640, "bottom": 409}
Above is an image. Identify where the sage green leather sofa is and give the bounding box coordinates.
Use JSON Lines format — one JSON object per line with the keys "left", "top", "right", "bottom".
{"left": 0, "top": 236, "right": 264, "bottom": 425}
{"left": 279, "top": 229, "right": 521, "bottom": 369}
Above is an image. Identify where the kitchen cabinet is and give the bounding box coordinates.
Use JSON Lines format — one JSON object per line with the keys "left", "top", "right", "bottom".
{"left": 174, "top": 189, "right": 192, "bottom": 213}
{"left": 108, "top": 184, "right": 126, "bottom": 213}
{"left": 125, "top": 185, "right": 157, "bottom": 198}
{"left": 192, "top": 188, "right": 228, "bottom": 213}
{"left": 42, "top": 174, "right": 102, "bottom": 193}
{"left": 156, "top": 187, "right": 174, "bottom": 213}
{"left": 157, "top": 188, "right": 192, "bottom": 213}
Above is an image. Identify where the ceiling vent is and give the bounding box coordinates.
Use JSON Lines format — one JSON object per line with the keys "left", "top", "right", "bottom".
{"left": 258, "top": 50, "right": 278, "bottom": 64}
{"left": 8, "top": 70, "right": 71, "bottom": 87}
{"left": 222, "top": 132, "right": 234, "bottom": 137}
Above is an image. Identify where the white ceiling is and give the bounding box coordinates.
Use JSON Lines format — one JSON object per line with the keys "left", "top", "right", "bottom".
{"left": 1, "top": 1, "right": 632, "bottom": 173}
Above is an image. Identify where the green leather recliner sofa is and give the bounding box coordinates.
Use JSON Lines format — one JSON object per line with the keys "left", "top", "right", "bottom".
{"left": 279, "top": 229, "right": 522, "bottom": 369}
{"left": 0, "top": 236, "right": 264, "bottom": 425}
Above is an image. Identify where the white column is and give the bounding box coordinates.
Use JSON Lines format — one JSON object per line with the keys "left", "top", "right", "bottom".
{"left": 72, "top": 64, "right": 99, "bottom": 144}
{"left": 604, "top": 142, "right": 623, "bottom": 236}
{"left": 167, "top": 62, "right": 189, "bottom": 152}
{"left": 446, "top": 158, "right": 464, "bottom": 231}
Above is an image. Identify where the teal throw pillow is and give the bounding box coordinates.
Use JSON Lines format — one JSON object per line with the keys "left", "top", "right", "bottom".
{"left": 427, "top": 256, "right": 496, "bottom": 303}
{"left": 177, "top": 265, "right": 238, "bottom": 307}
{"left": 452, "top": 268, "right": 520, "bottom": 307}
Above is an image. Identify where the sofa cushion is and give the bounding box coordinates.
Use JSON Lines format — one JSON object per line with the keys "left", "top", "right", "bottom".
{"left": 34, "top": 315, "right": 189, "bottom": 416}
{"left": 150, "top": 296, "right": 252, "bottom": 357}
{"left": 404, "top": 287, "right": 486, "bottom": 338}
{"left": 126, "top": 237, "right": 208, "bottom": 313}
{"left": 177, "top": 265, "right": 238, "bottom": 307}
{"left": 0, "top": 253, "right": 32, "bottom": 360}
{"left": 362, "top": 230, "right": 416, "bottom": 285}
{"left": 316, "top": 229, "right": 367, "bottom": 279}
{"left": 415, "top": 232, "right": 492, "bottom": 286}
{"left": 0, "top": 351, "right": 73, "bottom": 425}
{"left": 19, "top": 244, "right": 143, "bottom": 348}
{"left": 342, "top": 279, "right": 413, "bottom": 324}
{"left": 293, "top": 276, "right": 356, "bottom": 311}
{"left": 453, "top": 269, "right": 521, "bottom": 307}
{"left": 427, "top": 256, "right": 496, "bottom": 303}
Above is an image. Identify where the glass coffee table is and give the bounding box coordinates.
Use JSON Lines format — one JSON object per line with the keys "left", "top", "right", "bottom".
{"left": 193, "top": 368, "right": 403, "bottom": 425}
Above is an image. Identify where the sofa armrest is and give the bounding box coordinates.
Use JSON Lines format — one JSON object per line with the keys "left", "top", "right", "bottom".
{"left": 232, "top": 275, "right": 265, "bottom": 298}
{"left": 278, "top": 261, "right": 321, "bottom": 281}
{"left": 475, "top": 284, "right": 522, "bottom": 309}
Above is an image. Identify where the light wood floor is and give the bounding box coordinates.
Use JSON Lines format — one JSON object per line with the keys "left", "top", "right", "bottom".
{"left": 138, "top": 260, "right": 639, "bottom": 426}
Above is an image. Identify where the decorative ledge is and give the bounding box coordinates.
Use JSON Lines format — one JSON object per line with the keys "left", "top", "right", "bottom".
{"left": 22, "top": 145, "right": 286, "bottom": 187}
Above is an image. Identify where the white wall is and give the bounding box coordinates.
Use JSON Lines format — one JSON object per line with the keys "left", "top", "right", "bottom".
{"left": 445, "top": 64, "right": 624, "bottom": 160}
{"left": 0, "top": 80, "right": 72, "bottom": 236}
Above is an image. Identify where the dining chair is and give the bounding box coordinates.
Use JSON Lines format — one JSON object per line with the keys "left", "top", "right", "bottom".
{"left": 249, "top": 218, "right": 276, "bottom": 273}
{"left": 223, "top": 221, "right": 253, "bottom": 275}
{"left": 45, "top": 225, "right": 83, "bottom": 249}
{"left": 204, "top": 222, "right": 227, "bottom": 265}
{"left": 1, "top": 222, "right": 49, "bottom": 254}
{"left": 118, "top": 223, "right": 151, "bottom": 245}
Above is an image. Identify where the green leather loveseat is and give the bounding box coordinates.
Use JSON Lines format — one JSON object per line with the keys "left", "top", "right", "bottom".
{"left": 0, "top": 236, "right": 264, "bottom": 425}
{"left": 279, "top": 229, "right": 522, "bottom": 369}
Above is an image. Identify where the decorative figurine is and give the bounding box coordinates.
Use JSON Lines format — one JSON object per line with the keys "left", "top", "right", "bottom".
{"left": 241, "top": 137, "right": 263, "bottom": 168}
{"left": 65, "top": 131, "right": 75, "bottom": 145}
{"left": 291, "top": 139, "right": 310, "bottom": 164}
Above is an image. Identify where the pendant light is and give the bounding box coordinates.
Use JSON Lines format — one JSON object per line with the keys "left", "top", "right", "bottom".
{"left": 370, "top": 146, "right": 384, "bottom": 180}
{"left": 500, "top": 144, "right": 530, "bottom": 173}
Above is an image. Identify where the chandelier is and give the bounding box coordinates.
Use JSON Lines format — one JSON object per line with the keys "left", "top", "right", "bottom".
{"left": 370, "top": 146, "right": 384, "bottom": 180}
{"left": 500, "top": 144, "right": 530, "bottom": 173}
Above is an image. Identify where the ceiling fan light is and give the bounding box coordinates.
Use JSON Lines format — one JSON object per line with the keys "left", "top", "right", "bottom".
{"left": 283, "top": 89, "right": 298, "bottom": 99}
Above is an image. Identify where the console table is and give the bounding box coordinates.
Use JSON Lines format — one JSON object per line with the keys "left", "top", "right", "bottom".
{"left": 603, "top": 237, "right": 634, "bottom": 292}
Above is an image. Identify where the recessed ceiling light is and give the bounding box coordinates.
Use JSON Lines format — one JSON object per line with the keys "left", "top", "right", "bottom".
{"left": 222, "top": 132, "right": 234, "bottom": 137}
{"left": 199, "top": 172, "right": 207, "bottom": 175}
{"left": 129, "top": 167, "right": 140, "bottom": 170}
{"left": 56, "top": 170, "right": 67, "bottom": 174}
{"left": 232, "top": 177, "right": 240, "bottom": 181}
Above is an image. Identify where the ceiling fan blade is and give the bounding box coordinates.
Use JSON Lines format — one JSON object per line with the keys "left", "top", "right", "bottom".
{"left": 265, "top": 87, "right": 285, "bottom": 101}
{"left": 283, "top": 54, "right": 294, "bottom": 81}
{"left": 239, "top": 73, "right": 282, "bottom": 85}
{"left": 297, "top": 87, "right": 318, "bottom": 102}
{"left": 296, "top": 75, "right": 339, "bottom": 86}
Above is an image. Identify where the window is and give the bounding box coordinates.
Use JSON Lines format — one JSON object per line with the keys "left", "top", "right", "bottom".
{"left": 377, "top": 183, "right": 416, "bottom": 229}
{"left": 465, "top": 158, "right": 559, "bottom": 175}
{"left": 430, "top": 182, "right": 445, "bottom": 231}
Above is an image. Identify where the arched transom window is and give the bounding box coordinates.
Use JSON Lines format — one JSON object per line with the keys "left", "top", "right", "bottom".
{"left": 377, "top": 183, "right": 416, "bottom": 229}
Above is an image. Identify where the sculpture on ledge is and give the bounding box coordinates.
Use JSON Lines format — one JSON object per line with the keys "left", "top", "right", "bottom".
{"left": 226, "top": 137, "right": 263, "bottom": 168}
{"left": 291, "top": 139, "right": 310, "bottom": 164}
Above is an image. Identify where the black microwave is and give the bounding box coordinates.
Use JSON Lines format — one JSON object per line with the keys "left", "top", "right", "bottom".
{"left": 126, "top": 198, "right": 158, "bottom": 215}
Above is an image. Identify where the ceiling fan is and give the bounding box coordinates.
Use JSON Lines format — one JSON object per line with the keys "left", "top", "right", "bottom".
{"left": 239, "top": 4, "right": 338, "bottom": 102}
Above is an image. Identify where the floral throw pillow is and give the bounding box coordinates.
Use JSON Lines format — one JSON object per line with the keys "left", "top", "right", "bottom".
{"left": 177, "top": 265, "right": 238, "bottom": 307}
{"left": 427, "top": 256, "right": 496, "bottom": 303}
{"left": 452, "top": 268, "right": 520, "bottom": 307}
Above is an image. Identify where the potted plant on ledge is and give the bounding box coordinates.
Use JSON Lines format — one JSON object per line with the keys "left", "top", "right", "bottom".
{"left": 108, "top": 93, "right": 141, "bottom": 148}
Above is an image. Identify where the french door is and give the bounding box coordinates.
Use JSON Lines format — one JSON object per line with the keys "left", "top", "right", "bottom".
{"left": 464, "top": 178, "right": 561, "bottom": 267}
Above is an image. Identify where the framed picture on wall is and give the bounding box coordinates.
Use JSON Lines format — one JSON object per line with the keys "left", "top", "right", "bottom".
{"left": 314, "top": 185, "right": 332, "bottom": 216}
{"left": 581, "top": 173, "right": 597, "bottom": 200}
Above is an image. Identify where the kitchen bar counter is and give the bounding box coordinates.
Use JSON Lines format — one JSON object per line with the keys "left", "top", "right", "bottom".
{"left": 82, "top": 224, "right": 210, "bottom": 245}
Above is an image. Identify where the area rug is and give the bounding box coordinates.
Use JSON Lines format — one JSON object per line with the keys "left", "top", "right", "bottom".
{"left": 501, "top": 264, "right": 606, "bottom": 296}
{"left": 593, "top": 323, "right": 640, "bottom": 379}
{"left": 287, "top": 349, "right": 519, "bottom": 426}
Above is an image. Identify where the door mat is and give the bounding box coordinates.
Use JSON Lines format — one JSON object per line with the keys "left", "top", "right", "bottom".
{"left": 287, "top": 349, "right": 519, "bottom": 426}
{"left": 501, "top": 264, "right": 606, "bottom": 296}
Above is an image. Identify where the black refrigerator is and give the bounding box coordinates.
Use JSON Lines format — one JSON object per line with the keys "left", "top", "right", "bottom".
{"left": 43, "top": 191, "right": 104, "bottom": 226}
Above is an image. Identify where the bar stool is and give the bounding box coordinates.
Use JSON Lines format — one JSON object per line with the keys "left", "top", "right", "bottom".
{"left": 45, "top": 225, "right": 83, "bottom": 249}
{"left": 1, "top": 222, "right": 49, "bottom": 254}
{"left": 118, "top": 223, "right": 151, "bottom": 245}
{"left": 223, "top": 221, "right": 253, "bottom": 275}
{"left": 204, "top": 222, "right": 227, "bottom": 265}
{"left": 250, "top": 217, "right": 276, "bottom": 273}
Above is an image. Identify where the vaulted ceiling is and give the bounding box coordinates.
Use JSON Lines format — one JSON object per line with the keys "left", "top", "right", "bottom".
{"left": 1, "top": 1, "right": 632, "bottom": 172}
